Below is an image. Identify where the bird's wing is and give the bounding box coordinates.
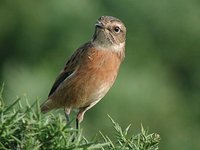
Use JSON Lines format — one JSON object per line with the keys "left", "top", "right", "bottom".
{"left": 48, "top": 42, "right": 92, "bottom": 97}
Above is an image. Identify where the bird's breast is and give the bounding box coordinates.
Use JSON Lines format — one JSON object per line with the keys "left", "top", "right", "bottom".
{"left": 71, "top": 48, "right": 122, "bottom": 107}
{"left": 54, "top": 48, "right": 124, "bottom": 109}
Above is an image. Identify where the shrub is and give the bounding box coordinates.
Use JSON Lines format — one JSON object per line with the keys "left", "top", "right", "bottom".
{"left": 0, "top": 86, "right": 160, "bottom": 149}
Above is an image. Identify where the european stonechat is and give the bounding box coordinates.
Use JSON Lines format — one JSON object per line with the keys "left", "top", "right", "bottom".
{"left": 41, "top": 16, "right": 126, "bottom": 128}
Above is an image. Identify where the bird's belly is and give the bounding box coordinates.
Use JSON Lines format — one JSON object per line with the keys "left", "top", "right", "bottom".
{"left": 54, "top": 50, "right": 122, "bottom": 109}
{"left": 49, "top": 71, "right": 113, "bottom": 109}
{"left": 71, "top": 70, "right": 116, "bottom": 108}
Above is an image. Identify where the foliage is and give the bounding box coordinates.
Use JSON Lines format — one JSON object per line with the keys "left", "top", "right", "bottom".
{"left": 0, "top": 90, "right": 160, "bottom": 150}
{"left": 1, "top": 1, "right": 199, "bottom": 149}
{"left": 101, "top": 116, "right": 160, "bottom": 150}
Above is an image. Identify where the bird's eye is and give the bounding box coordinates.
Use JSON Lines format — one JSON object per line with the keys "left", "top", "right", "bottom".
{"left": 114, "top": 26, "right": 121, "bottom": 33}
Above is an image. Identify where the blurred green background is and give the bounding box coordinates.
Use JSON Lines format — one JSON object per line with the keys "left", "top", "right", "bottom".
{"left": 0, "top": 0, "right": 200, "bottom": 149}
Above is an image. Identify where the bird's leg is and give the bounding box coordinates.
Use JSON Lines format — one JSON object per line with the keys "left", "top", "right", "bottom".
{"left": 64, "top": 107, "right": 71, "bottom": 126}
{"left": 65, "top": 107, "right": 77, "bottom": 142}
{"left": 76, "top": 102, "right": 99, "bottom": 129}
{"left": 76, "top": 108, "right": 87, "bottom": 130}
{"left": 65, "top": 113, "right": 70, "bottom": 122}
{"left": 76, "top": 118, "right": 79, "bottom": 130}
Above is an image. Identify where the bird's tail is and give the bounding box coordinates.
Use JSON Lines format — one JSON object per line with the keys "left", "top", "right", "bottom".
{"left": 40, "top": 99, "right": 56, "bottom": 113}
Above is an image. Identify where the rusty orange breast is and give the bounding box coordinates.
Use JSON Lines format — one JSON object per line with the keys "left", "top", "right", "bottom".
{"left": 69, "top": 48, "right": 123, "bottom": 107}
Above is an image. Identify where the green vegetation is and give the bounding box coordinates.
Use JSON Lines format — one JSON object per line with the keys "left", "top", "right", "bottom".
{"left": 0, "top": 89, "right": 160, "bottom": 150}
{"left": 0, "top": 0, "right": 200, "bottom": 149}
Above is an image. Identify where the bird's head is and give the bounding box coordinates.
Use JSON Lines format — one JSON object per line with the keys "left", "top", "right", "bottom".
{"left": 92, "top": 16, "right": 126, "bottom": 52}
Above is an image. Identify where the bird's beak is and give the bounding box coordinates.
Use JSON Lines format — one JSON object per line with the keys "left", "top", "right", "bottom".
{"left": 95, "top": 21, "right": 104, "bottom": 29}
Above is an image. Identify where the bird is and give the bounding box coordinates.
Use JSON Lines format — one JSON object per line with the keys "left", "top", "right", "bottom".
{"left": 40, "top": 16, "right": 126, "bottom": 129}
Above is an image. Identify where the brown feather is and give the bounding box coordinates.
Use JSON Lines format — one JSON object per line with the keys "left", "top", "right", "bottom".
{"left": 40, "top": 16, "right": 126, "bottom": 125}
